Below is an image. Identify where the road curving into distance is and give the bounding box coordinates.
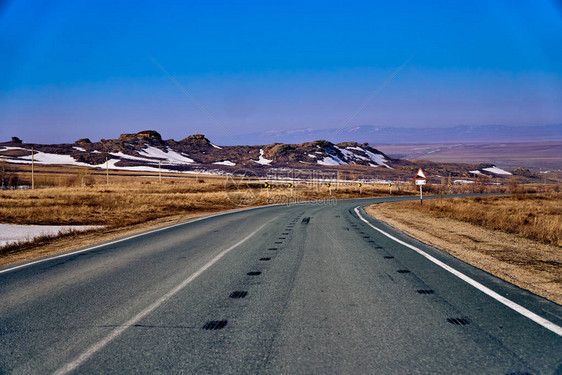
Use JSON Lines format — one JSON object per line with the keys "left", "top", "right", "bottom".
{"left": 0, "top": 196, "right": 560, "bottom": 374}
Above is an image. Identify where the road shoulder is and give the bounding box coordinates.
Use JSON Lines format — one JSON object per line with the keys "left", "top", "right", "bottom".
{"left": 0, "top": 212, "right": 217, "bottom": 268}
{"left": 365, "top": 203, "right": 561, "bottom": 305}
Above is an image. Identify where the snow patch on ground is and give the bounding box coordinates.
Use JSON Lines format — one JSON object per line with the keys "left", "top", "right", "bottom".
{"left": 93, "top": 159, "right": 175, "bottom": 173}
{"left": 0, "top": 224, "right": 104, "bottom": 247}
{"left": 483, "top": 166, "right": 512, "bottom": 175}
{"left": 344, "top": 146, "right": 390, "bottom": 168}
{"left": 469, "top": 170, "right": 482, "bottom": 175}
{"left": 213, "top": 160, "right": 236, "bottom": 166}
{"left": 18, "top": 151, "right": 91, "bottom": 166}
{"left": 138, "top": 146, "right": 195, "bottom": 164}
{"left": 362, "top": 149, "right": 391, "bottom": 168}
{"left": 317, "top": 156, "right": 341, "bottom": 166}
{"left": 211, "top": 143, "right": 223, "bottom": 149}
{"left": 2, "top": 149, "right": 190, "bottom": 173}
{"left": 255, "top": 149, "right": 273, "bottom": 165}
{"left": 343, "top": 148, "right": 369, "bottom": 161}
{"left": 454, "top": 179, "right": 475, "bottom": 184}
{"left": 335, "top": 147, "right": 359, "bottom": 163}
{"left": 73, "top": 146, "right": 86, "bottom": 152}
{"left": 110, "top": 152, "right": 157, "bottom": 163}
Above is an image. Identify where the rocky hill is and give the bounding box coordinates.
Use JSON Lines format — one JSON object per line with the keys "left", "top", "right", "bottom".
{"left": 0, "top": 131, "right": 530, "bottom": 181}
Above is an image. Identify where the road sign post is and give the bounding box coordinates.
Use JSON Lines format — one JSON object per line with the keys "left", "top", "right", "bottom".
{"left": 389, "top": 182, "right": 393, "bottom": 195}
{"left": 358, "top": 182, "right": 363, "bottom": 195}
{"left": 288, "top": 182, "right": 293, "bottom": 197}
{"left": 327, "top": 182, "right": 332, "bottom": 195}
{"left": 414, "top": 168, "right": 427, "bottom": 205}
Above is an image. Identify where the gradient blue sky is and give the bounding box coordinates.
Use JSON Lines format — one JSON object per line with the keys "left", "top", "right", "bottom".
{"left": 1, "top": 0, "right": 561, "bottom": 144}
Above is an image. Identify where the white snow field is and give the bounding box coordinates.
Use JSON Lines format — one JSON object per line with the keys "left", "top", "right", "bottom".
{"left": 17, "top": 151, "right": 93, "bottom": 167}
{"left": 1, "top": 146, "right": 196, "bottom": 173}
{"left": 0, "top": 224, "right": 104, "bottom": 247}
{"left": 314, "top": 146, "right": 390, "bottom": 168}
{"left": 255, "top": 149, "right": 273, "bottom": 165}
{"left": 470, "top": 166, "right": 512, "bottom": 176}
{"left": 213, "top": 160, "right": 236, "bottom": 166}
{"left": 137, "top": 146, "right": 195, "bottom": 164}
{"left": 482, "top": 166, "right": 512, "bottom": 175}
{"left": 317, "top": 156, "right": 342, "bottom": 166}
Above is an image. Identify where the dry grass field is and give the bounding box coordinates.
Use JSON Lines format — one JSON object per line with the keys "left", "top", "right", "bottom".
{"left": 366, "top": 191, "right": 562, "bottom": 304}
{"left": 1, "top": 180, "right": 237, "bottom": 227}
{"left": 390, "top": 193, "right": 562, "bottom": 246}
{"left": 0, "top": 178, "right": 413, "bottom": 228}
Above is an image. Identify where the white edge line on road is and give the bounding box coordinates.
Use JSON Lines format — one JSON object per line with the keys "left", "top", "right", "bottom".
{"left": 354, "top": 206, "right": 562, "bottom": 337}
{"left": 53, "top": 217, "right": 276, "bottom": 375}
{"left": 0, "top": 203, "right": 284, "bottom": 275}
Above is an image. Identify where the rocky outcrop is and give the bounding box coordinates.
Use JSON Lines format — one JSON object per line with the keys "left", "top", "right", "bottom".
{"left": 117, "top": 130, "right": 162, "bottom": 143}
{"left": 180, "top": 134, "right": 210, "bottom": 145}
{"left": 137, "top": 130, "right": 162, "bottom": 140}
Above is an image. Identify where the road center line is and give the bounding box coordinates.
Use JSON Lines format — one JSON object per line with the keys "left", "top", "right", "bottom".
{"left": 53, "top": 217, "right": 276, "bottom": 375}
{"left": 354, "top": 206, "right": 562, "bottom": 337}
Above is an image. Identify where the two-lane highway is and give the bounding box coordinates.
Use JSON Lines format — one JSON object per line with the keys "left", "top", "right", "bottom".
{"left": 1, "top": 197, "right": 560, "bottom": 374}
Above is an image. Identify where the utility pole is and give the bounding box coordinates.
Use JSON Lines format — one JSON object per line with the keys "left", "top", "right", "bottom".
{"left": 159, "top": 162, "right": 162, "bottom": 183}
{"left": 106, "top": 157, "right": 109, "bottom": 185}
{"left": 31, "top": 146, "right": 35, "bottom": 189}
{"left": 336, "top": 171, "right": 339, "bottom": 191}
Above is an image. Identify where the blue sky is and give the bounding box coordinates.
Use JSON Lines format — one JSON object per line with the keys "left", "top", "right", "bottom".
{"left": 1, "top": 0, "right": 561, "bottom": 144}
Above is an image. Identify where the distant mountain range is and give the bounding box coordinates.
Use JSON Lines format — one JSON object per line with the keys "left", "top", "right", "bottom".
{"left": 211, "top": 124, "right": 562, "bottom": 146}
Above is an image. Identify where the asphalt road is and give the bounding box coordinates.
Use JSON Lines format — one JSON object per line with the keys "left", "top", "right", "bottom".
{"left": 1, "top": 196, "right": 561, "bottom": 374}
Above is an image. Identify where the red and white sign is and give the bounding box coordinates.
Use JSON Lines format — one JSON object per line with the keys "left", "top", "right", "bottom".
{"left": 415, "top": 168, "right": 427, "bottom": 180}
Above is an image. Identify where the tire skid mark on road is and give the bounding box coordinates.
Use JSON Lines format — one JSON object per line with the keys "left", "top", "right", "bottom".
{"left": 206, "top": 214, "right": 301, "bottom": 336}
{"left": 354, "top": 206, "right": 562, "bottom": 337}
{"left": 53, "top": 217, "right": 278, "bottom": 375}
{"left": 346, "top": 209, "right": 499, "bottom": 334}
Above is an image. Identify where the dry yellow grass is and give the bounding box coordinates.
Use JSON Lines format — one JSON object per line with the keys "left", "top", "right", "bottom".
{"left": 395, "top": 193, "right": 562, "bottom": 246}
{"left": 0, "top": 178, "right": 411, "bottom": 227}
{"left": 1, "top": 180, "right": 232, "bottom": 227}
